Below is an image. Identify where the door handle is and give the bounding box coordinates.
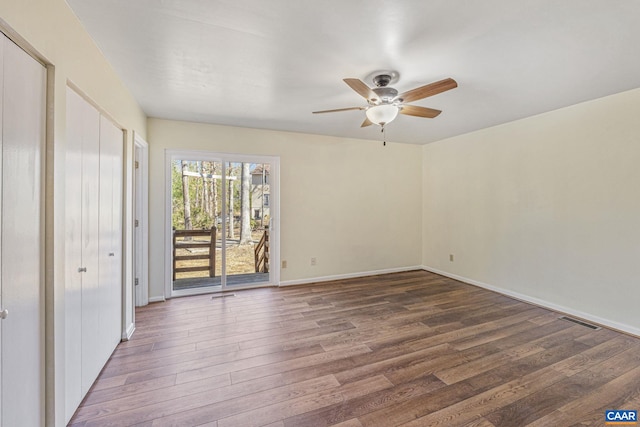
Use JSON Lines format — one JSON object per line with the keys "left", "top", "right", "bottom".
{"left": 78, "top": 267, "right": 87, "bottom": 273}
{"left": 108, "top": 253, "right": 115, "bottom": 257}
{"left": 0, "top": 309, "right": 8, "bottom": 319}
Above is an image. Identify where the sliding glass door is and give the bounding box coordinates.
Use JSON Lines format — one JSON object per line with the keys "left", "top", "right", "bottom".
{"left": 167, "top": 151, "right": 279, "bottom": 296}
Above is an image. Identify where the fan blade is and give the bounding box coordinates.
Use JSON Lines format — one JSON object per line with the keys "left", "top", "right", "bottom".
{"left": 312, "top": 106, "right": 365, "bottom": 114}
{"left": 343, "top": 78, "right": 376, "bottom": 100}
{"left": 400, "top": 105, "right": 442, "bottom": 118}
{"left": 397, "top": 78, "right": 457, "bottom": 103}
{"left": 361, "top": 117, "right": 374, "bottom": 127}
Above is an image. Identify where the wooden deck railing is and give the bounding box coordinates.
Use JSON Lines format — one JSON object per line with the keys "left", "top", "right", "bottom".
{"left": 254, "top": 226, "right": 269, "bottom": 273}
{"left": 173, "top": 227, "right": 216, "bottom": 280}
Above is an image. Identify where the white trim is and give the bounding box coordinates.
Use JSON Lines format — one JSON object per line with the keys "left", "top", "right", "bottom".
{"left": 133, "top": 132, "right": 149, "bottom": 307}
{"left": 164, "top": 150, "right": 280, "bottom": 298}
{"left": 0, "top": 17, "right": 49, "bottom": 67}
{"left": 164, "top": 152, "right": 173, "bottom": 299}
{"left": 421, "top": 265, "right": 640, "bottom": 338}
{"left": 171, "top": 282, "right": 276, "bottom": 298}
{"left": 171, "top": 285, "right": 223, "bottom": 298}
{"left": 279, "top": 265, "right": 422, "bottom": 287}
{"left": 148, "top": 296, "right": 166, "bottom": 303}
{"left": 66, "top": 80, "right": 125, "bottom": 132}
{"left": 122, "top": 323, "right": 136, "bottom": 341}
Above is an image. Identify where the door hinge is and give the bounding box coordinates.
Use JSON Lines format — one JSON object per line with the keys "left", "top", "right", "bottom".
{"left": 135, "top": 160, "right": 139, "bottom": 169}
{"left": 135, "top": 219, "right": 139, "bottom": 227}
{"left": 135, "top": 278, "right": 139, "bottom": 286}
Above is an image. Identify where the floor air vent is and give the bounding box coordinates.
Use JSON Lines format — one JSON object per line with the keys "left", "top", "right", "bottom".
{"left": 559, "top": 316, "right": 600, "bottom": 330}
{"left": 211, "top": 293, "right": 236, "bottom": 299}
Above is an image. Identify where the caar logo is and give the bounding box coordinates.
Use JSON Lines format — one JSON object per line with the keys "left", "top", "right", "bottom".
{"left": 606, "top": 410, "right": 637, "bottom": 425}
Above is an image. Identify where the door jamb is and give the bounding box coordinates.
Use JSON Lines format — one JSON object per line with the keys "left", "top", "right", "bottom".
{"left": 133, "top": 132, "right": 149, "bottom": 307}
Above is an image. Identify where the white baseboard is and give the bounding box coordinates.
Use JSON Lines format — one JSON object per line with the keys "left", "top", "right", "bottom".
{"left": 279, "top": 265, "right": 422, "bottom": 287}
{"left": 122, "top": 323, "right": 136, "bottom": 341}
{"left": 421, "top": 265, "right": 640, "bottom": 338}
{"left": 148, "top": 296, "right": 166, "bottom": 303}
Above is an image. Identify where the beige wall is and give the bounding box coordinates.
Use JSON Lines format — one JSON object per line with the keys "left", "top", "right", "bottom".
{"left": 422, "top": 88, "right": 640, "bottom": 334}
{"left": 147, "top": 118, "right": 423, "bottom": 299}
{"left": 0, "top": 1, "right": 146, "bottom": 425}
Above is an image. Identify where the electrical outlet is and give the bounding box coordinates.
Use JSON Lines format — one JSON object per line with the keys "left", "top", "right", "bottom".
{"left": 281, "top": 260, "right": 287, "bottom": 269}
{"left": 310, "top": 257, "right": 317, "bottom": 266}
{"left": 449, "top": 254, "right": 454, "bottom": 262}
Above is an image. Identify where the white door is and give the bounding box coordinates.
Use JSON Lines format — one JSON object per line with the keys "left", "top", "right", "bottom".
{"left": 99, "top": 115, "right": 123, "bottom": 357}
{"left": 65, "top": 88, "right": 124, "bottom": 421}
{"left": 64, "top": 87, "right": 86, "bottom": 417}
{"left": 79, "top": 91, "right": 101, "bottom": 396}
{"left": 0, "top": 33, "right": 46, "bottom": 426}
{"left": 65, "top": 86, "right": 102, "bottom": 414}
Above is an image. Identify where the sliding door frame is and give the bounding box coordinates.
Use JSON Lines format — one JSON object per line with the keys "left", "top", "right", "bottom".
{"left": 164, "top": 149, "right": 280, "bottom": 298}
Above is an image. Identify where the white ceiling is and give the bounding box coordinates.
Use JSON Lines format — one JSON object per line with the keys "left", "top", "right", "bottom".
{"left": 67, "top": 0, "right": 640, "bottom": 145}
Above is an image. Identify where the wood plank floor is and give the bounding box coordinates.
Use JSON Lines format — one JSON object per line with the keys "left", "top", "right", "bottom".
{"left": 69, "top": 270, "right": 640, "bottom": 426}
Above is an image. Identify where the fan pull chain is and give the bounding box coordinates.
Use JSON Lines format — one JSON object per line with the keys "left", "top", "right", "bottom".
{"left": 382, "top": 125, "right": 386, "bottom": 146}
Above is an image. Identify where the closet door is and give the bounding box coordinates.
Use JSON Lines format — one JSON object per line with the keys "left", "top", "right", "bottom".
{"left": 111, "top": 130, "right": 123, "bottom": 342}
{"left": 65, "top": 88, "right": 124, "bottom": 422}
{"left": 99, "top": 116, "right": 123, "bottom": 358}
{"left": 80, "top": 100, "right": 101, "bottom": 394}
{"left": 64, "top": 87, "right": 101, "bottom": 413}
{"left": 64, "top": 87, "right": 85, "bottom": 417}
{"left": 0, "top": 34, "right": 46, "bottom": 427}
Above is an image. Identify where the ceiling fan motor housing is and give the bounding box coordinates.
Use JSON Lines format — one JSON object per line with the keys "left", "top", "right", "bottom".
{"left": 370, "top": 74, "right": 398, "bottom": 104}
{"left": 372, "top": 87, "right": 398, "bottom": 104}
{"left": 373, "top": 74, "right": 392, "bottom": 87}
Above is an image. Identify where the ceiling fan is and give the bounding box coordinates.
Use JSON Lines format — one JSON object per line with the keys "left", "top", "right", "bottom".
{"left": 313, "top": 72, "right": 457, "bottom": 128}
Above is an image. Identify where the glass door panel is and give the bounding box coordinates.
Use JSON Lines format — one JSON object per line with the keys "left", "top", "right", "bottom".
{"left": 171, "top": 159, "right": 223, "bottom": 292}
{"left": 224, "top": 162, "right": 270, "bottom": 288}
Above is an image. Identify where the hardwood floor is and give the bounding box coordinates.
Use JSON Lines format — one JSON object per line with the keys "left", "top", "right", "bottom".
{"left": 69, "top": 270, "right": 640, "bottom": 426}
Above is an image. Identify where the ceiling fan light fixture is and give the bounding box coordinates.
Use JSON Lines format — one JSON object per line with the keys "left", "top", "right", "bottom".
{"left": 313, "top": 74, "right": 456, "bottom": 128}
{"left": 365, "top": 104, "right": 399, "bottom": 126}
